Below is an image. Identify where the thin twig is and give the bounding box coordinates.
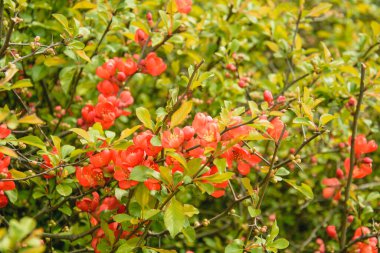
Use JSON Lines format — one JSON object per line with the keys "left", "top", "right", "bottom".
{"left": 339, "top": 63, "right": 366, "bottom": 251}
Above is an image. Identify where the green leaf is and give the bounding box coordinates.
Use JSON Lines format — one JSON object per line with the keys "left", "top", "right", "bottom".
{"left": 18, "top": 135, "right": 46, "bottom": 151}
{"left": 129, "top": 166, "right": 160, "bottom": 182}
{"left": 143, "top": 209, "right": 160, "bottom": 220}
{"left": 113, "top": 214, "right": 132, "bottom": 223}
{"left": 267, "top": 220, "right": 279, "bottom": 243}
{"left": 319, "top": 114, "right": 335, "bottom": 127}
{"left": 136, "top": 107, "right": 154, "bottom": 130}
{"left": 186, "top": 158, "right": 202, "bottom": 177}
{"left": 134, "top": 183, "right": 150, "bottom": 208}
{"left": 170, "top": 101, "right": 192, "bottom": 128}
{"left": 269, "top": 238, "right": 289, "bottom": 249}
{"left": 200, "top": 172, "right": 234, "bottom": 183}
{"left": 293, "top": 117, "right": 314, "bottom": 127}
{"left": 213, "top": 158, "right": 227, "bottom": 173}
{"left": 248, "top": 207, "right": 261, "bottom": 218}
{"left": 275, "top": 167, "right": 290, "bottom": 176}
{"left": 150, "top": 135, "right": 162, "bottom": 146}
{"left": 182, "top": 226, "right": 196, "bottom": 243}
{"left": 241, "top": 177, "right": 254, "bottom": 196}
{"left": 164, "top": 198, "right": 185, "bottom": 237}
{"left": 56, "top": 184, "right": 72, "bottom": 196}
{"left": 284, "top": 179, "right": 314, "bottom": 200}
{"left": 158, "top": 10, "right": 169, "bottom": 32}
{"left": 101, "top": 219, "right": 115, "bottom": 246}
{"left": 12, "top": 79, "right": 33, "bottom": 89}
{"left": 52, "top": 13, "right": 71, "bottom": 35}
{"left": 225, "top": 239, "right": 244, "bottom": 253}
{"left": 183, "top": 204, "right": 199, "bottom": 217}
{"left": 167, "top": 152, "right": 188, "bottom": 171}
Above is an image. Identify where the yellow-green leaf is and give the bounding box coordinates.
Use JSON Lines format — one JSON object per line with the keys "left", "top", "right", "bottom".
{"left": 18, "top": 114, "right": 44, "bottom": 125}
{"left": 75, "top": 50, "right": 91, "bottom": 62}
{"left": 170, "top": 101, "right": 192, "bottom": 128}
{"left": 307, "top": 3, "right": 332, "bottom": 17}
{"left": 69, "top": 128, "right": 91, "bottom": 142}
{"left": 73, "top": 1, "right": 97, "bottom": 9}
{"left": 136, "top": 107, "right": 154, "bottom": 130}
{"left": 116, "top": 125, "right": 141, "bottom": 143}
{"left": 0, "top": 146, "right": 18, "bottom": 158}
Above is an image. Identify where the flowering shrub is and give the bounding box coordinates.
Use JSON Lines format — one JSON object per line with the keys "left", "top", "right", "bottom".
{"left": 0, "top": 0, "right": 379, "bottom": 253}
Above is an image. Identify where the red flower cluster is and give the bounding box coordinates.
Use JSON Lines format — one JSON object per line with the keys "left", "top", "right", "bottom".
{"left": 79, "top": 52, "right": 167, "bottom": 130}
{"left": 350, "top": 226, "right": 378, "bottom": 253}
{"left": 344, "top": 135, "right": 377, "bottom": 179}
{"left": 0, "top": 154, "right": 15, "bottom": 208}
{"left": 322, "top": 135, "right": 377, "bottom": 201}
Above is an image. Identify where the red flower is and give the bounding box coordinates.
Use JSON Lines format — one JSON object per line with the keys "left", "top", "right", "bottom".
{"left": 141, "top": 52, "right": 167, "bottom": 76}
{"left": 192, "top": 113, "right": 221, "bottom": 147}
{"left": 134, "top": 29, "right": 150, "bottom": 47}
{"left": 76, "top": 192, "right": 100, "bottom": 212}
{"left": 119, "top": 90, "right": 134, "bottom": 108}
{"left": 350, "top": 227, "right": 378, "bottom": 253}
{"left": 96, "top": 60, "right": 116, "bottom": 80}
{"left": 267, "top": 117, "right": 288, "bottom": 141}
{"left": 316, "top": 238, "right": 325, "bottom": 253}
{"left": 344, "top": 158, "right": 372, "bottom": 179}
{"left": 133, "top": 130, "right": 162, "bottom": 157}
{"left": 351, "top": 135, "right": 378, "bottom": 157}
{"left": 0, "top": 124, "right": 11, "bottom": 139}
{"left": 90, "top": 149, "right": 113, "bottom": 168}
{"left": 97, "top": 80, "right": 119, "bottom": 97}
{"left": 162, "top": 127, "right": 185, "bottom": 149}
{"left": 0, "top": 191, "right": 8, "bottom": 208}
{"left": 113, "top": 169, "right": 138, "bottom": 189}
{"left": 221, "top": 145, "right": 261, "bottom": 175}
{"left": 321, "top": 177, "right": 341, "bottom": 200}
{"left": 176, "top": 0, "right": 192, "bottom": 14}
{"left": 76, "top": 165, "right": 105, "bottom": 188}
{"left": 183, "top": 126, "right": 195, "bottom": 141}
{"left": 94, "top": 100, "right": 117, "bottom": 129}
{"left": 119, "top": 58, "right": 138, "bottom": 77}
{"left": 221, "top": 116, "right": 251, "bottom": 141}
{"left": 0, "top": 156, "right": 15, "bottom": 192}
{"left": 117, "top": 146, "right": 145, "bottom": 168}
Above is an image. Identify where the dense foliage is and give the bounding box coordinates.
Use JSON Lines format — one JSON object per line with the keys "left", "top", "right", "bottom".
{"left": 0, "top": 0, "right": 379, "bottom": 252}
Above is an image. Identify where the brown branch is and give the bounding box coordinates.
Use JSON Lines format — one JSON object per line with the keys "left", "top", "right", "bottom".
{"left": 273, "top": 130, "right": 326, "bottom": 170}
{"left": 1, "top": 40, "right": 66, "bottom": 72}
{"left": 12, "top": 90, "right": 53, "bottom": 147}
{"left": 0, "top": 159, "right": 85, "bottom": 182}
{"left": 42, "top": 224, "right": 100, "bottom": 241}
{"left": 53, "top": 12, "right": 116, "bottom": 134}
{"left": 339, "top": 63, "right": 366, "bottom": 251}
{"left": 340, "top": 232, "right": 380, "bottom": 253}
{"left": 0, "top": 12, "right": 16, "bottom": 58}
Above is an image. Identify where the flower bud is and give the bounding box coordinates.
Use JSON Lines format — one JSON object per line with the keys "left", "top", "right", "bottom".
{"left": 326, "top": 225, "right": 337, "bottom": 239}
